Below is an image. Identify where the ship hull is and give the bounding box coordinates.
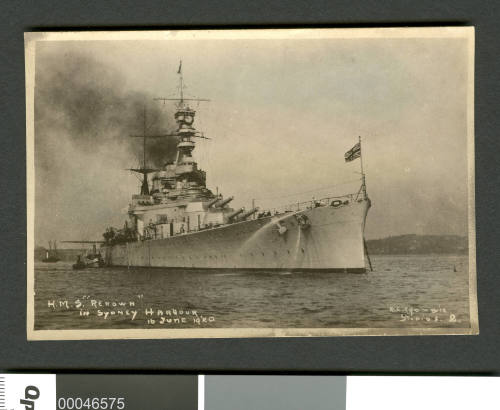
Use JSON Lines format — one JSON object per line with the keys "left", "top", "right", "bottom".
{"left": 104, "top": 198, "right": 371, "bottom": 272}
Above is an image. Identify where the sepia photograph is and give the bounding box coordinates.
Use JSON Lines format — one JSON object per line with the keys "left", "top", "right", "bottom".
{"left": 25, "top": 28, "right": 477, "bottom": 339}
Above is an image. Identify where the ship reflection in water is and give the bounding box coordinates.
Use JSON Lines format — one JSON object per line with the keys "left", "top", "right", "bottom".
{"left": 34, "top": 254, "right": 470, "bottom": 330}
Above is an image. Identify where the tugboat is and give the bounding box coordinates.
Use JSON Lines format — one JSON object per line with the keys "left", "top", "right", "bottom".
{"left": 62, "top": 241, "right": 106, "bottom": 270}
{"left": 72, "top": 255, "right": 87, "bottom": 270}
{"left": 71, "top": 254, "right": 105, "bottom": 270}
{"left": 102, "top": 62, "right": 372, "bottom": 273}
{"left": 41, "top": 240, "right": 60, "bottom": 263}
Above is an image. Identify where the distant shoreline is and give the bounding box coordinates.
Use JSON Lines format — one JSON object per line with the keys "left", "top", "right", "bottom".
{"left": 366, "top": 234, "right": 467, "bottom": 255}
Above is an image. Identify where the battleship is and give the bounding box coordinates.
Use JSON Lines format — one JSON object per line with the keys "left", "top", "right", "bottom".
{"left": 102, "top": 63, "right": 372, "bottom": 273}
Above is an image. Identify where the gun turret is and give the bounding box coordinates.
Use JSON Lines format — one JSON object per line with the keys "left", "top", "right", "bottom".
{"left": 237, "top": 207, "right": 259, "bottom": 221}
{"left": 206, "top": 196, "right": 222, "bottom": 208}
{"left": 227, "top": 208, "right": 245, "bottom": 221}
{"left": 214, "top": 196, "right": 234, "bottom": 208}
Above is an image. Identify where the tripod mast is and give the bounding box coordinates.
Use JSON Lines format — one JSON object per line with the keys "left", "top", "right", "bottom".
{"left": 128, "top": 104, "right": 159, "bottom": 195}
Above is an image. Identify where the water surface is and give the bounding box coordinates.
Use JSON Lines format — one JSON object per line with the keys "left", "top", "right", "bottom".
{"left": 34, "top": 254, "right": 470, "bottom": 330}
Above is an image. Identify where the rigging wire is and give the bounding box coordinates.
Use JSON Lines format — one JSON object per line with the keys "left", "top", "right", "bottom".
{"left": 253, "top": 178, "right": 362, "bottom": 201}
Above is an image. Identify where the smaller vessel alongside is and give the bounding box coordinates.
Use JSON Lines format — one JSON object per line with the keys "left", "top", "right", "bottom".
{"left": 72, "top": 254, "right": 105, "bottom": 270}
{"left": 72, "top": 255, "right": 87, "bottom": 270}
{"left": 62, "top": 241, "right": 106, "bottom": 270}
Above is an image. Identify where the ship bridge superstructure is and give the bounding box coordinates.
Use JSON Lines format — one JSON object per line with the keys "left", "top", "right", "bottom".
{"left": 121, "top": 62, "right": 255, "bottom": 242}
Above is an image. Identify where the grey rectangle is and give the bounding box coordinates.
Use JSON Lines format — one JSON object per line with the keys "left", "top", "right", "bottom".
{"left": 205, "top": 375, "right": 346, "bottom": 410}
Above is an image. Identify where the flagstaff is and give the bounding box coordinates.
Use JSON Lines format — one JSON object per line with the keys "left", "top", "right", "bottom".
{"left": 359, "top": 135, "right": 367, "bottom": 200}
{"left": 344, "top": 137, "right": 367, "bottom": 200}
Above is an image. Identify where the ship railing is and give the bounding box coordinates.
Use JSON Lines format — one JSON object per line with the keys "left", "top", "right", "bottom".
{"left": 128, "top": 192, "right": 360, "bottom": 242}
{"left": 257, "top": 192, "right": 358, "bottom": 217}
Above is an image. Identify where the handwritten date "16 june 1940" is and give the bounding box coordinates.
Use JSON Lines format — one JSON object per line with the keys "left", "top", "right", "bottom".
{"left": 46, "top": 297, "right": 216, "bottom": 326}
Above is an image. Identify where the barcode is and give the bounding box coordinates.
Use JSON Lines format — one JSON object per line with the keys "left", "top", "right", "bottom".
{"left": 0, "top": 375, "right": 5, "bottom": 410}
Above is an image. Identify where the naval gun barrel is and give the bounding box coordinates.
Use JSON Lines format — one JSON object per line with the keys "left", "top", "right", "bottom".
{"left": 214, "top": 196, "right": 234, "bottom": 208}
{"left": 206, "top": 196, "right": 222, "bottom": 208}
{"left": 227, "top": 208, "right": 245, "bottom": 221}
{"left": 237, "top": 207, "right": 259, "bottom": 220}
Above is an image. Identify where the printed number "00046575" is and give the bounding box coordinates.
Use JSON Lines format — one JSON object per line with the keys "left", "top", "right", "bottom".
{"left": 57, "top": 398, "right": 125, "bottom": 410}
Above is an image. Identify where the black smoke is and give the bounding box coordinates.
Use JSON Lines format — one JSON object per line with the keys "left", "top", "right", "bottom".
{"left": 35, "top": 49, "right": 178, "bottom": 171}
{"left": 34, "top": 47, "right": 181, "bottom": 245}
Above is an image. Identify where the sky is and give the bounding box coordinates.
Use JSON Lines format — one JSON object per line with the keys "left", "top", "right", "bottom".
{"left": 32, "top": 31, "right": 472, "bottom": 246}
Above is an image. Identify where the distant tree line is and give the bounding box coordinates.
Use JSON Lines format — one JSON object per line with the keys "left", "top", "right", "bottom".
{"left": 366, "top": 234, "right": 468, "bottom": 255}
